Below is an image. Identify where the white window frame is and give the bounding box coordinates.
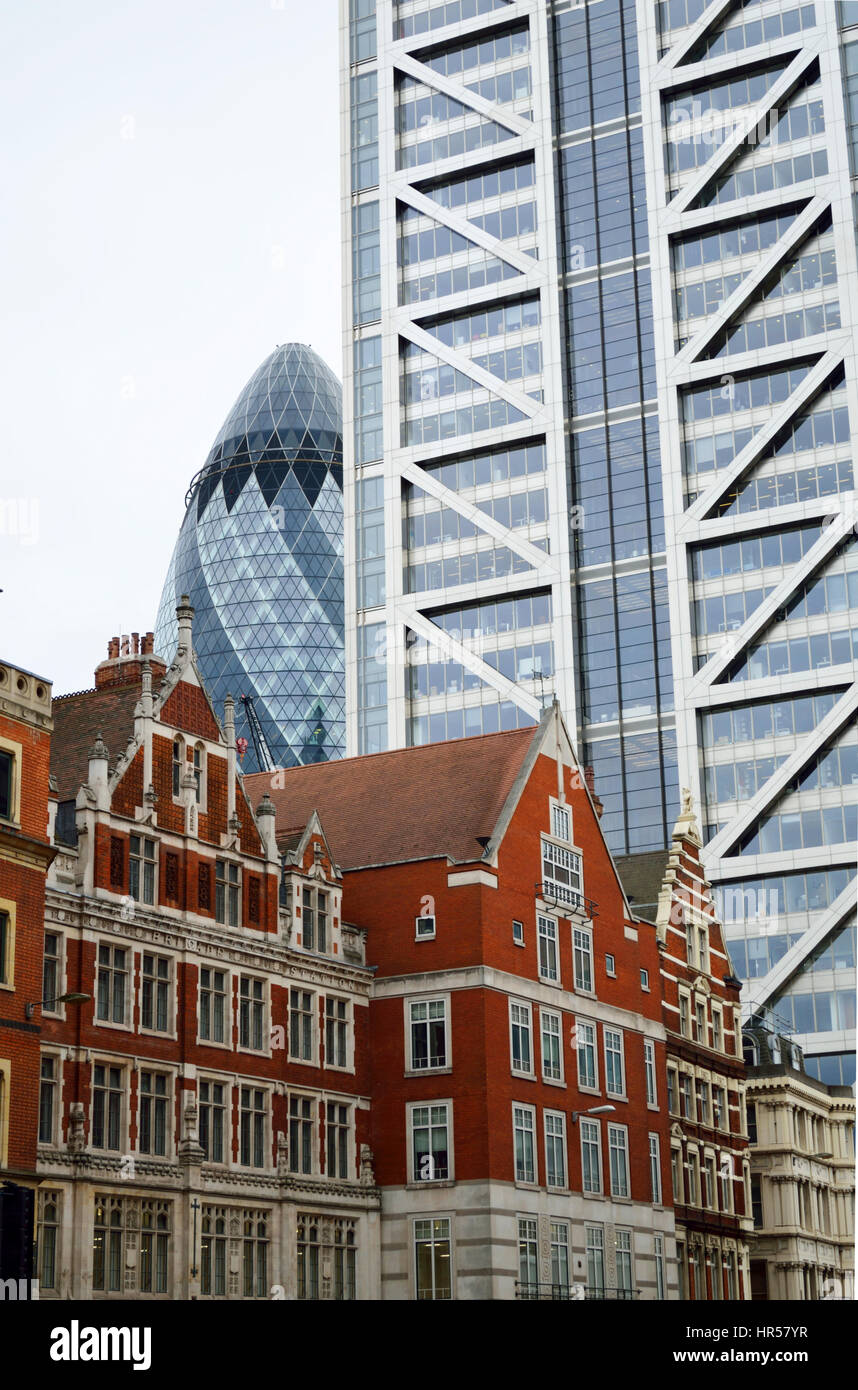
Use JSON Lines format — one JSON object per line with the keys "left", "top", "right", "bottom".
{"left": 137, "top": 1067, "right": 174, "bottom": 1160}
{"left": 412, "top": 1215, "right": 454, "bottom": 1302}
{"left": 551, "top": 801, "right": 570, "bottom": 842}
{"left": 139, "top": 950, "right": 175, "bottom": 1036}
{"left": 238, "top": 973, "right": 268, "bottom": 1054}
{"left": 605, "top": 953, "right": 616, "bottom": 977}
{"left": 42, "top": 929, "right": 65, "bottom": 1018}
{"left": 649, "top": 1132, "right": 662, "bottom": 1205}
{"left": 199, "top": 966, "right": 231, "bottom": 1047}
{"left": 406, "top": 995, "right": 449, "bottom": 1073}
{"left": 95, "top": 941, "right": 131, "bottom": 1030}
{"left": 644, "top": 1038, "right": 657, "bottom": 1107}
{"left": 408, "top": 1099, "right": 453, "bottom": 1184}
{"left": 671, "top": 1145, "right": 684, "bottom": 1204}
{"left": 544, "top": 1110, "right": 567, "bottom": 1190}
{"left": 678, "top": 988, "right": 691, "bottom": 1038}
{"left": 129, "top": 833, "right": 158, "bottom": 906}
{"left": 38, "top": 1050, "right": 60, "bottom": 1146}
{"left": 654, "top": 1233, "right": 666, "bottom": 1300}
{"left": 580, "top": 1116, "right": 602, "bottom": 1194}
{"left": 541, "top": 836, "right": 583, "bottom": 909}
{"left": 198, "top": 1075, "right": 230, "bottom": 1166}
{"left": 415, "top": 913, "right": 436, "bottom": 940}
{"left": 512, "top": 919, "right": 524, "bottom": 946}
{"left": 91, "top": 1059, "right": 128, "bottom": 1153}
{"left": 238, "top": 1084, "right": 269, "bottom": 1170}
{"left": 573, "top": 925, "right": 594, "bottom": 993}
{"left": 324, "top": 994, "right": 352, "bottom": 1072}
{"left": 537, "top": 912, "right": 559, "bottom": 983}
{"left": 540, "top": 1008, "right": 564, "bottom": 1083}
{"left": 512, "top": 1103, "right": 537, "bottom": 1185}
{"left": 711, "top": 1004, "right": 723, "bottom": 1052}
{"left": 604, "top": 1027, "right": 625, "bottom": 1098}
{"left": 576, "top": 1018, "right": 598, "bottom": 1091}
{"left": 289, "top": 986, "right": 318, "bottom": 1065}
{"left": 509, "top": 999, "right": 534, "bottom": 1077}
{"left": 607, "top": 1122, "right": 630, "bottom": 1199}
{"left": 640, "top": 967, "right": 650, "bottom": 991}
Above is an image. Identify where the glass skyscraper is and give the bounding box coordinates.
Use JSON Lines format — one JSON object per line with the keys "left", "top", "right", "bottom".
{"left": 155, "top": 343, "right": 345, "bottom": 772}
{"left": 341, "top": 0, "right": 856, "bottom": 1080}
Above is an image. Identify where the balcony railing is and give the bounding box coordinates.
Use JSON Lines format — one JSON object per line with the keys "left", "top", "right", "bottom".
{"left": 534, "top": 884, "right": 599, "bottom": 918}
{"left": 515, "top": 1282, "right": 640, "bottom": 1301}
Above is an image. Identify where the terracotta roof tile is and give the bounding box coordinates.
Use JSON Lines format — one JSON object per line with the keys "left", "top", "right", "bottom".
{"left": 244, "top": 728, "right": 535, "bottom": 869}
{"left": 51, "top": 684, "right": 142, "bottom": 801}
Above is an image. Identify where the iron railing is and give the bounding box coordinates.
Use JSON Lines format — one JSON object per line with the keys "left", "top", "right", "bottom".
{"left": 516, "top": 1282, "right": 640, "bottom": 1301}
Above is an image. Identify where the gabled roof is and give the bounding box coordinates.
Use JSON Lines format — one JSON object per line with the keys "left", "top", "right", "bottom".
{"left": 51, "top": 683, "right": 143, "bottom": 801}
{"left": 244, "top": 727, "right": 536, "bottom": 870}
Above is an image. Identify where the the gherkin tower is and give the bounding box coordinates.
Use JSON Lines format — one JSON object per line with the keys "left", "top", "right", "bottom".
{"left": 155, "top": 343, "right": 345, "bottom": 772}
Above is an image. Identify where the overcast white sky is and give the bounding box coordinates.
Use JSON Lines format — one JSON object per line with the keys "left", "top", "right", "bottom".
{"left": 1, "top": 0, "right": 341, "bottom": 694}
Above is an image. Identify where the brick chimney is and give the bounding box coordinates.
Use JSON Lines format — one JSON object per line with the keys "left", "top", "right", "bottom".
{"left": 583, "top": 766, "right": 604, "bottom": 819}
{"left": 95, "top": 631, "right": 167, "bottom": 690}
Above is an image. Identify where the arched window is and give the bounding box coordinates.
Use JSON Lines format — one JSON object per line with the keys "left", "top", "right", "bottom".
{"left": 770, "top": 1035, "right": 782, "bottom": 1065}
{"left": 193, "top": 744, "right": 206, "bottom": 806}
{"left": 172, "top": 738, "right": 184, "bottom": 798}
{"left": 742, "top": 1035, "right": 759, "bottom": 1067}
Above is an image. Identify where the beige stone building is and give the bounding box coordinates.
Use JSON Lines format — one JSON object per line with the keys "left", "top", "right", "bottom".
{"left": 744, "top": 1021, "right": 855, "bottom": 1300}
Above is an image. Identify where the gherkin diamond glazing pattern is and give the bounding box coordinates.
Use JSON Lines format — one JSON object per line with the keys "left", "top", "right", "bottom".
{"left": 155, "top": 343, "right": 345, "bottom": 772}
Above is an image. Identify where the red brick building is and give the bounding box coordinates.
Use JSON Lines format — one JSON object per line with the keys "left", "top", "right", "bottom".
{"left": 0, "top": 655, "right": 55, "bottom": 1286}
{"left": 655, "top": 793, "right": 752, "bottom": 1299}
{"left": 247, "top": 702, "right": 678, "bottom": 1300}
{"left": 0, "top": 657, "right": 55, "bottom": 1182}
{"left": 37, "top": 602, "right": 380, "bottom": 1299}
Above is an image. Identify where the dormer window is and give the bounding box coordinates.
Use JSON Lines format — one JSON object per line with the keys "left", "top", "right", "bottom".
{"left": 302, "top": 888, "right": 328, "bottom": 953}
{"left": 172, "top": 739, "right": 184, "bottom": 798}
{"left": 551, "top": 803, "right": 570, "bottom": 842}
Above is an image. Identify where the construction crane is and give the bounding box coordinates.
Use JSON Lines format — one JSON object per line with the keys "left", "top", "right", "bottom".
{"left": 239, "top": 694, "right": 276, "bottom": 773}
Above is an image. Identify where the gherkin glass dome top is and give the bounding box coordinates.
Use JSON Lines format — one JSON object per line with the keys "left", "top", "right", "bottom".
{"left": 155, "top": 343, "right": 345, "bottom": 773}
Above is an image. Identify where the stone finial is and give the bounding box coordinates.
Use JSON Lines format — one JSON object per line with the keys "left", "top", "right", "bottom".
{"left": 359, "top": 1144, "right": 375, "bottom": 1187}
{"left": 176, "top": 594, "right": 195, "bottom": 658}
{"left": 257, "top": 792, "right": 275, "bottom": 819}
{"left": 88, "top": 730, "right": 109, "bottom": 761}
{"left": 673, "top": 786, "right": 702, "bottom": 848}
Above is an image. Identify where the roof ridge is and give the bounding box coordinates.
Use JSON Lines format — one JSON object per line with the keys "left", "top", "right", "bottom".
{"left": 244, "top": 725, "right": 532, "bottom": 780}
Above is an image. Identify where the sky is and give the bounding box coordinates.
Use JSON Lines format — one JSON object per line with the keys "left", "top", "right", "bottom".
{"left": 0, "top": 0, "right": 341, "bottom": 694}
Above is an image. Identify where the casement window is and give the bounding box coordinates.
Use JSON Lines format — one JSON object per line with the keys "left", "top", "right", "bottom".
{"left": 711, "top": 1005, "right": 723, "bottom": 1052}
{"left": 141, "top": 953, "right": 171, "bottom": 1033}
{"left": 585, "top": 1226, "right": 604, "bottom": 1297}
{"left": 644, "top": 1039, "right": 657, "bottom": 1106}
{"left": 199, "top": 1079, "right": 227, "bottom": 1163}
{"left": 201, "top": 1207, "right": 228, "bottom": 1296}
{"left": 325, "top": 997, "right": 349, "bottom": 1068}
{"left": 37, "top": 1191, "right": 60, "bottom": 1292}
{"left": 409, "top": 997, "right": 447, "bottom": 1070}
{"left": 686, "top": 1150, "right": 700, "bottom": 1206}
{"left": 509, "top": 1001, "right": 533, "bottom": 1074}
{"left": 171, "top": 739, "right": 183, "bottom": 798}
{"left": 537, "top": 913, "right": 559, "bottom": 982}
{"left": 96, "top": 944, "right": 128, "bottom": 1025}
{"left": 0, "top": 908, "right": 11, "bottom": 986}
{"left": 289, "top": 1095, "right": 315, "bottom": 1174}
{"left": 697, "top": 1080, "right": 711, "bottom": 1126}
{"left": 649, "top": 1133, "right": 662, "bottom": 1205}
{"left": 696, "top": 926, "right": 709, "bottom": 974}
{"left": 215, "top": 859, "right": 240, "bottom": 927}
{"left": 540, "top": 1009, "right": 563, "bottom": 1082}
{"left": 550, "top": 1222, "right": 570, "bottom": 1295}
{"left": 138, "top": 1071, "right": 170, "bottom": 1157}
{"left": 129, "top": 835, "right": 157, "bottom": 905}
{"left": 640, "top": 968, "right": 649, "bottom": 990}
{"left": 607, "top": 1123, "right": 630, "bottom": 1198}
{"left": 241, "top": 1210, "right": 269, "bottom": 1299}
{"left": 92, "top": 1063, "right": 125, "bottom": 1150}
{"left": 724, "top": 1250, "right": 737, "bottom": 1300}
{"left": 680, "top": 1073, "right": 693, "bottom": 1120}
{"left": 326, "top": 1101, "right": 351, "bottom": 1179}
{"left": 42, "top": 932, "right": 62, "bottom": 1012}
{"left": 239, "top": 976, "right": 265, "bottom": 1051}
{"left": 239, "top": 1086, "right": 266, "bottom": 1168}
{"left": 415, "top": 913, "right": 436, "bottom": 939}
{"left": 290, "top": 988, "right": 315, "bottom": 1062}
{"left": 411, "top": 1101, "right": 451, "bottom": 1182}
{"left": 551, "top": 803, "right": 570, "bottom": 842}
{"left": 667, "top": 1066, "right": 678, "bottom": 1115}
{"left": 513, "top": 1104, "right": 536, "bottom": 1184}
{"left": 604, "top": 1028, "right": 625, "bottom": 1097}
{"left": 518, "top": 1217, "right": 538, "bottom": 1296}
{"left": 544, "top": 1111, "right": 567, "bottom": 1189}
{"left": 298, "top": 1215, "right": 357, "bottom": 1301}
{"left": 678, "top": 992, "right": 690, "bottom": 1037}
{"left": 580, "top": 1117, "right": 602, "bottom": 1194}
{"left": 0, "top": 748, "right": 14, "bottom": 821}
{"left": 38, "top": 1055, "right": 57, "bottom": 1144}
{"left": 616, "top": 1230, "right": 633, "bottom": 1299}
{"left": 694, "top": 999, "right": 707, "bottom": 1044}
{"left": 703, "top": 1154, "right": 717, "bottom": 1210}
{"left": 720, "top": 1154, "right": 734, "bottom": 1212}
{"left": 573, "top": 926, "right": 593, "bottom": 992}
{"left": 93, "top": 1196, "right": 171, "bottom": 1296}
{"left": 654, "top": 1234, "right": 666, "bottom": 1301}
{"left": 541, "top": 838, "right": 582, "bottom": 908}
{"left": 414, "top": 1217, "right": 452, "bottom": 1301}
{"left": 199, "top": 968, "right": 228, "bottom": 1044}
{"left": 302, "top": 887, "right": 329, "bottom": 953}
{"left": 576, "top": 1019, "right": 598, "bottom": 1089}
{"left": 605, "top": 953, "right": 616, "bottom": 977}
{"left": 671, "top": 1147, "right": 683, "bottom": 1203}
{"left": 512, "top": 919, "right": 524, "bottom": 945}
